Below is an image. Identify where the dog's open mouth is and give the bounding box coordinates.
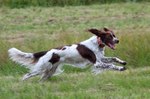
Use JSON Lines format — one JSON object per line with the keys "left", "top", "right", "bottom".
{"left": 107, "top": 43, "right": 115, "bottom": 50}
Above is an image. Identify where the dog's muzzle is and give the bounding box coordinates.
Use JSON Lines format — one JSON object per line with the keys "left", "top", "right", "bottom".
{"left": 115, "top": 39, "right": 119, "bottom": 44}
{"left": 113, "top": 38, "right": 119, "bottom": 44}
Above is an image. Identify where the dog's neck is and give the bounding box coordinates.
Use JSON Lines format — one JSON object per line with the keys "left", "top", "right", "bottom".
{"left": 97, "top": 37, "right": 105, "bottom": 48}
{"left": 80, "top": 36, "right": 105, "bottom": 51}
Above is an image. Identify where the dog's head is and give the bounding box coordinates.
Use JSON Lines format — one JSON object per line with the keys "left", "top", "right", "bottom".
{"left": 88, "top": 27, "right": 119, "bottom": 50}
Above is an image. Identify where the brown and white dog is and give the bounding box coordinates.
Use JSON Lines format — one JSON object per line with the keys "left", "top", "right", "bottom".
{"left": 8, "top": 27, "right": 126, "bottom": 81}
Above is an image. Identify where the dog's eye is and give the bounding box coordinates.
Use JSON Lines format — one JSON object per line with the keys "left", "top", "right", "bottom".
{"left": 106, "top": 34, "right": 113, "bottom": 40}
{"left": 112, "top": 34, "right": 116, "bottom": 37}
{"left": 109, "top": 31, "right": 115, "bottom": 37}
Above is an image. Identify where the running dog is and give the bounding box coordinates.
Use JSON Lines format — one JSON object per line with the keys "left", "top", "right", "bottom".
{"left": 8, "top": 27, "right": 127, "bottom": 81}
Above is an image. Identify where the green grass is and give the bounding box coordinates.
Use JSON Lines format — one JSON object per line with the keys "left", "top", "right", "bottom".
{"left": 0, "top": 3, "right": 150, "bottom": 99}
{"left": 0, "top": 67, "right": 150, "bottom": 99}
{"left": 0, "top": 0, "right": 149, "bottom": 8}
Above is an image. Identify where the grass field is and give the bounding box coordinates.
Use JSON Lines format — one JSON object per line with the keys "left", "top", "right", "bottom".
{"left": 0, "top": 0, "right": 148, "bottom": 8}
{"left": 0, "top": 3, "right": 150, "bottom": 99}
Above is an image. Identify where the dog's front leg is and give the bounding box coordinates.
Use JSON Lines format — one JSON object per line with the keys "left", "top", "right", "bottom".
{"left": 92, "top": 62, "right": 126, "bottom": 74}
{"left": 101, "top": 57, "right": 127, "bottom": 65}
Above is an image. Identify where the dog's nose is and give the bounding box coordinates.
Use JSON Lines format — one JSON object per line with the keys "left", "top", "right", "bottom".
{"left": 116, "top": 40, "right": 119, "bottom": 43}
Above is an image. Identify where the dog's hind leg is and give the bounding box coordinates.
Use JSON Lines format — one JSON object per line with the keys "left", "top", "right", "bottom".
{"left": 22, "top": 71, "right": 40, "bottom": 81}
{"left": 39, "top": 64, "right": 59, "bottom": 82}
{"left": 22, "top": 53, "right": 53, "bottom": 81}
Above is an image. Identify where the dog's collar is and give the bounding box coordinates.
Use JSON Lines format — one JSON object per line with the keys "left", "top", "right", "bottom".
{"left": 97, "top": 37, "right": 105, "bottom": 48}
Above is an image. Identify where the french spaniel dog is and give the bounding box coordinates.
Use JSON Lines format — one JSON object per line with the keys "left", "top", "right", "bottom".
{"left": 8, "top": 28, "right": 126, "bottom": 81}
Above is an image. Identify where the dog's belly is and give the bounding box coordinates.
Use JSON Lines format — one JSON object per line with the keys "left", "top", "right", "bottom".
{"left": 65, "top": 58, "right": 91, "bottom": 68}
{"left": 60, "top": 54, "right": 91, "bottom": 68}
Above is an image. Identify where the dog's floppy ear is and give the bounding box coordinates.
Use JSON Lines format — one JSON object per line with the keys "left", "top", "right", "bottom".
{"left": 88, "top": 29, "right": 103, "bottom": 37}
{"left": 103, "top": 27, "right": 109, "bottom": 31}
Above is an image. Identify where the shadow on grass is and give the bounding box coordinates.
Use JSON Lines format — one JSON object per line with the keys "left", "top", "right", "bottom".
{"left": 62, "top": 65, "right": 91, "bottom": 73}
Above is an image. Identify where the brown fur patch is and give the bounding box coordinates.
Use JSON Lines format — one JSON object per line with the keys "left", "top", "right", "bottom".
{"left": 33, "top": 51, "right": 48, "bottom": 63}
{"left": 33, "top": 51, "right": 48, "bottom": 59}
{"left": 76, "top": 44, "right": 96, "bottom": 63}
{"left": 49, "top": 53, "right": 60, "bottom": 64}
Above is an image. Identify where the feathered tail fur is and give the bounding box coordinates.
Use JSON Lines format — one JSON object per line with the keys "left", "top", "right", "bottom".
{"left": 8, "top": 48, "right": 37, "bottom": 70}
{"left": 8, "top": 48, "right": 47, "bottom": 70}
{"left": 8, "top": 48, "right": 64, "bottom": 76}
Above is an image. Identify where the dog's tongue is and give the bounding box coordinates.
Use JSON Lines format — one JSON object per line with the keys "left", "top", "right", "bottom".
{"left": 108, "top": 43, "right": 115, "bottom": 50}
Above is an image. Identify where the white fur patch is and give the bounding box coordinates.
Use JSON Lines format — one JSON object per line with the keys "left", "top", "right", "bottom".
{"left": 8, "top": 48, "right": 35, "bottom": 70}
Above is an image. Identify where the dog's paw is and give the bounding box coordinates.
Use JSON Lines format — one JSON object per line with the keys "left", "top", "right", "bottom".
{"left": 122, "top": 61, "right": 127, "bottom": 65}
{"left": 119, "top": 66, "right": 126, "bottom": 71}
{"left": 22, "top": 73, "right": 30, "bottom": 81}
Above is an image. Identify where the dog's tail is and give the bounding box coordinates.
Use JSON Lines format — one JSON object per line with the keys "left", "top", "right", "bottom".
{"left": 8, "top": 48, "right": 47, "bottom": 70}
